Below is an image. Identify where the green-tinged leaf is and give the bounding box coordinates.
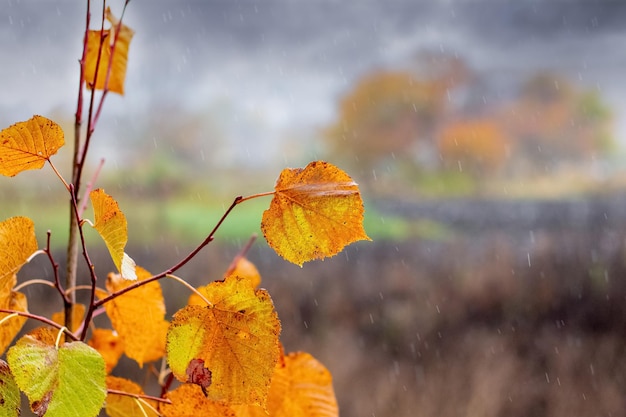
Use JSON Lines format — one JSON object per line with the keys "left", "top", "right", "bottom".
{"left": 90, "top": 189, "right": 136, "bottom": 280}
{"left": 0, "top": 115, "right": 65, "bottom": 177}
{"left": 0, "top": 360, "right": 20, "bottom": 417}
{"left": 7, "top": 335, "right": 106, "bottom": 417}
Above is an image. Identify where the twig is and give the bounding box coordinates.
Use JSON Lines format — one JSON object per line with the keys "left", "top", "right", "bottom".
{"left": 43, "top": 231, "right": 72, "bottom": 305}
{"left": 0, "top": 309, "right": 79, "bottom": 342}
{"left": 79, "top": 157, "right": 105, "bottom": 217}
{"left": 95, "top": 196, "right": 242, "bottom": 308}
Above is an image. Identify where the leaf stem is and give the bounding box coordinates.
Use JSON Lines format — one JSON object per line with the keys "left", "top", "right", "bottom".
{"left": 95, "top": 196, "right": 242, "bottom": 308}
{"left": 13, "top": 279, "right": 56, "bottom": 293}
{"left": 0, "top": 309, "right": 79, "bottom": 342}
{"left": 237, "top": 190, "right": 275, "bottom": 204}
{"left": 166, "top": 274, "right": 212, "bottom": 307}
{"left": 47, "top": 159, "right": 70, "bottom": 192}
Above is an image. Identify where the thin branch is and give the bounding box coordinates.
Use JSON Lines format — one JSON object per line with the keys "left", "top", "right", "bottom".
{"left": 236, "top": 190, "right": 275, "bottom": 204}
{"left": 166, "top": 274, "right": 212, "bottom": 307}
{"left": 95, "top": 196, "right": 242, "bottom": 308}
{"left": 0, "top": 309, "right": 79, "bottom": 342}
{"left": 43, "top": 230, "right": 71, "bottom": 305}
{"left": 107, "top": 389, "right": 172, "bottom": 405}
{"left": 68, "top": 185, "right": 100, "bottom": 341}
{"left": 224, "top": 234, "right": 257, "bottom": 276}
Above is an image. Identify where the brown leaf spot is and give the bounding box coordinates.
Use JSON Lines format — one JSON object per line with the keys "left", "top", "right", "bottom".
{"left": 186, "top": 358, "right": 212, "bottom": 396}
{"left": 31, "top": 391, "right": 52, "bottom": 416}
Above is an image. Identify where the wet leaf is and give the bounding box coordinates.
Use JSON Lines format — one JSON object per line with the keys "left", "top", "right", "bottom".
{"left": 84, "top": 7, "right": 134, "bottom": 95}
{"left": 97, "top": 267, "right": 167, "bottom": 367}
{"left": 0, "top": 359, "right": 20, "bottom": 417}
{"left": 261, "top": 161, "right": 370, "bottom": 266}
{"left": 105, "top": 376, "right": 158, "bottom": 417}
{"left": 90, "top": 189, "right": 136, "bottom": 280}
{"left": 0, "top": 115, "right": 65, "bottom": 177}
{"left": 87, "top": 328, "right": 124, "bottom": 374}
{"left": 7, "top": 335, "right": 106, "bottom": 417}
{"left": 160, "top": 384, "right": 236, "bottom": 417}
{"left": 167, "top": 275, "right": 281, "bottom": 407}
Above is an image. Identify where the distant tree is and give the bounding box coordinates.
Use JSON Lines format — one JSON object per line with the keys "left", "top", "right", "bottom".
{"left": 324, "top": 56, "right": 468, "bottom": 179}
{"left": 502, "top": 72, "right": 614, "bottom": 172}
{"left": 437, "top": 119, "right": 511, "bottom": 177}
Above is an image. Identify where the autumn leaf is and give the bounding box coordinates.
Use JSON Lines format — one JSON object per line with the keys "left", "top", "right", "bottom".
{"left": 88, "top": 328, "right": 125, "bottom": 374}
{"left": 90, "top": 189, "right": 137, "bottom": 280}
{"left": 96, "top": 267, "right": 167, "bottom": 367}
{"left": 0, "top": 115, "right": 65, "bottom": 177}
{"left": 0, "top": 291, "right": 28, "bottom": 356}
{"left": 0, "top": 360, "right": 20, "bottom": 417}
{"left": 106, "top": 376, "right": 158, "bottom": 417}
{"left": 84, "top": 7, "right": 134, "bottom": 95}
{"left": 7, "top": 335, "right": 106, "bottom": 417}
{"left": 160, "top": 384, "right": 236, "bottom": 417}
{"left": 261, "top": 161, "right": 371, "bottom": 266}
{"left": 167, "top": 275, "right": 281, "bottom": 407}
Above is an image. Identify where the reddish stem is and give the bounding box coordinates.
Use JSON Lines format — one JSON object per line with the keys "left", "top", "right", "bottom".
{"left": 44, "top": 231, "right": 71, "bottom": 306}
{"left": 225, "top": 234, "right": 257, "bottom": 276}
{"left": 0, "top": 310, "right": 79, "bottom": 342}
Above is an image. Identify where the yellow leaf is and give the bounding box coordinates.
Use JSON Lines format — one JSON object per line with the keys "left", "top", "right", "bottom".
{"left": 51, "top": 303, "right": 86, "bottom": 333}
{"left": 167, "top": 275, "right": 281, "bottom": 407}
{"left": 84, "top": 7, "right": 134, "bottom": 95}
{"left": 160, "top": 384, "right": 236, "bottom": 417}
{"left": 233, "top": 351, "right": 338, "bottom": 417}
{"left": 90, "top": 189, "right": 137, "bottom": 280}
{"left": 261, "top": 161, "right": 371, "bottom": 266}
{"left": 0, "top": 291, "right": 28, "bottom": 356}
{"left": 97, "top": 267, "right": 167, "bottom": 367}
{"left": 0, "top": 115, "right": 65, "bottom": 177}
{"left": 106, "top": 376, "right": 158, "bottom": 417}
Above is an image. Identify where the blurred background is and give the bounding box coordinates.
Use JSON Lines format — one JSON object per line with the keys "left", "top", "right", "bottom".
{"left": 2, "top": 1, "right": 626, "bottom": 416}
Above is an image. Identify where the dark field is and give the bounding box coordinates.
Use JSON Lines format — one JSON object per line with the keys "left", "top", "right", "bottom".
{"left": 20, "top": 195, "right": 626, "bottom": 416}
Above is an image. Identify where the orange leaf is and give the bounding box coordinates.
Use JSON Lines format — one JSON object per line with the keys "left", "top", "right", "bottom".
{"left": 106, "top": 376, "right": 158, "bottom": 417}
{"left": 90, "top": 188, "right": 136, "bottom": 280}
{"left": 88, "top": 328, "right": 124, "bottom": 374}
{"left": 0, "top": 115, "right": 65, "bottom": 177}
{"left": 261, "top": 161, "right": 371, "bottom": 266}
{"left": 97, "top": 267, "right": 167, "bottom": 367}
{"left": 0, "top": 291, "right": 28, "bottom": 356}
{"left": 167, "top": 275, "right": 281, "bottom": 407}
{"left": 160, "top": 384, "right": 236, "bottom": 417}
{"left": 84, "top": 7, "right": 134, "bottom": 95}
{"left": 233, "top": 351, "right": 338, "bottom": 417}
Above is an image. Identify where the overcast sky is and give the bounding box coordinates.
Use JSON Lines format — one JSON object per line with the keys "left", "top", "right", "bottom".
{"left": 1, "top": 1, "right": 626, "bottom": 166}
